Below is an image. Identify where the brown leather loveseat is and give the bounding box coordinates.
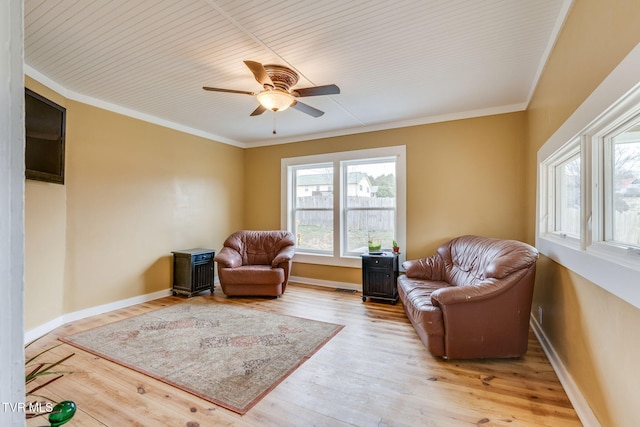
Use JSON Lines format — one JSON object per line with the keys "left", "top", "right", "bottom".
{"left": 398, "top": 235, "right": 539, "bottom": 359}
{"left": 214, "top": 230, "right": 295, "bottom": 297}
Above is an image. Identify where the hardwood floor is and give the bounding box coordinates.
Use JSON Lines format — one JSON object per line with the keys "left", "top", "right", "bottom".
{"left": 26, "top": 284, "right": 582, "bottom": 426}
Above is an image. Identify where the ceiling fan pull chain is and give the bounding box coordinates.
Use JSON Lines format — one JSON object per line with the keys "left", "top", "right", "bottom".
{"left": 273, "top": 112, "right": 277, "bottom": 135}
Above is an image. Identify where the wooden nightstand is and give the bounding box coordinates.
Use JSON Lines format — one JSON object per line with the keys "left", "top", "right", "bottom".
{"left": 361, "top": 252, "right": 399, "bottom": 304}
{"left": 171, "top": 248, "right": 215, "bottom": 297}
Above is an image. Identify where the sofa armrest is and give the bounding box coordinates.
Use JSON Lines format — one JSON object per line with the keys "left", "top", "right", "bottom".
{"left": 214, "top": 247, "right": 242, "bottom": 268}
{"left": 271, "top": 246, "right": 295, "bottom": 267}
{"left": 485, "top": 250, "right": 538, "bottom": 279}
{"left": 402, "top": 255, "right": 445, "bottom": 280}
{"left": 431, "top": 276, "right": 522, "bottom": 306}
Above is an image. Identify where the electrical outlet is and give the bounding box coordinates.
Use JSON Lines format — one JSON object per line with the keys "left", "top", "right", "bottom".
{"left": 538, "top": 306, "right": 543, "bottom": 325}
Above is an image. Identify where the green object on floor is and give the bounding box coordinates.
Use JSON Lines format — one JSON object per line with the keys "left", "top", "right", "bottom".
{"left": 48, "top": 400, "right": 76, "bottom": 426}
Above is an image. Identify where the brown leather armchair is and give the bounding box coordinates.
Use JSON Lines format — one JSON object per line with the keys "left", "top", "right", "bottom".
{"left": 398, "top": 235, "right": 539, "bottom": 359}
{"left": 214, "top": 230, "right": 295, "bottom": 297}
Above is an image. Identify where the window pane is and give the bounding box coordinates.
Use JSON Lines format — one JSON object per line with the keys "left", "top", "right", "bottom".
{"left": 346, "top": 210, "right": 395, "bottom": 252}
{"left": 611, "top": 127, "right": 640, "bottom": 247}
{"left": 345, "top": 161, "right": 395, "bottom": 205}
{"left": 293, "top": 166, "right": 333, "bottom": 252}
{"left": 294, "top": 210, "right": 333, "bottom": 252}
{"left": 556, "top": 154, "right": 581, "bottom": 237}
{"left": 344, "top": 160, "right": 396, "bottom": 252}
{"left": 294, "top": 166, "right": 333, "bottom": 202}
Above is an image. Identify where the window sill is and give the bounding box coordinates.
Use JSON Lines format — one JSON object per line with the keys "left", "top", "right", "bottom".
{"left": 293, "top": 252, "right": 362, "bottom": 268}
{"left": 537, "top": 235, "right": 640, "bottom": 309}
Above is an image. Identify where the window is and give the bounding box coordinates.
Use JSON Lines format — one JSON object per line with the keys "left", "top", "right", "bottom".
{"left": 541, "top": 102, "right": 640, "bottom": 256}
{"left": 605, "top": 119, "right": 640, "bottom": 248}
{"left": 541, "top": 138, "right": 583, "bottom": 246}
{"left": 344, "top": 159, "right": 396, "bottom": 254}
{"left": 537, "top": 50, "right": 640, "bottom": 309}
{"left": 282, "top": 146, "right": 406, "bottom": 268}
{"left": 543, "top": 142, "right": 581, "bottom": 241}
{"left": 556, "top": 153, "right": 581, "bottom": 237}
{"left": 292, "top": 164, "right": 334, "bottom": 253}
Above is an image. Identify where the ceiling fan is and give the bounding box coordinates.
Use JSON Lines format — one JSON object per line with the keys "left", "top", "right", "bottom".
{"left": 203, "top": 61, "right": 340, "bottom": 118}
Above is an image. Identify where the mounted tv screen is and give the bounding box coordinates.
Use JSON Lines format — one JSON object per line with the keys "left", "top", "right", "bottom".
{"left": 25, "top": 88, "right": 66, "bottom": 184}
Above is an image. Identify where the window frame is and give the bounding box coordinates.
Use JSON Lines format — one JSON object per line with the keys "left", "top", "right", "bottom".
{"left": 290, "top": 162, "right": 334, "bottom": 256}
{"left": 602, "top": 115, "right": 640, "bottom": 249}
{"left": 541, "top": 139, "right": 582, "bottom": 247}
{"left": 281, "top": 146, "right": 406, "bottom": 268}
{"left": 341, "top": 157, "right": 397, "bottom": 257}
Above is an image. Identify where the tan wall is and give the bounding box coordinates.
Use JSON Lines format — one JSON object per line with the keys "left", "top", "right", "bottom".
{"left": 525, "top": 1, "right": 640, "bottom": 425}
{"left": 245, "top": 112, "right": 526, "bottom": 285}
{"left": 24, "top": 78, "right": 244, "bottom": 328}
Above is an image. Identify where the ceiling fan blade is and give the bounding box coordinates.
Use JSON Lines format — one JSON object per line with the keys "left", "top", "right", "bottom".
{"left": 202, "top": 86, "right": 255, "bottom": 96}
{"left": 291, "top": 100, "right": 324, "bottom": 118}
{"left": 292, "top": 84, "right": 340, "bottom": 97}
{"left": 244, "top": 61, "right": 275, "bottom": 88}
{"left": 250, "top": 105, "right": 267, "bottom": 116}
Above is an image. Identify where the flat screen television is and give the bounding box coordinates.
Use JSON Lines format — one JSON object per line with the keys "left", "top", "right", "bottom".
{"left": 25, "top": 88, "right": 66, "bottom": 184}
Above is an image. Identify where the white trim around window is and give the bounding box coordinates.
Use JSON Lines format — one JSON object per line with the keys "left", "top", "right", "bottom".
{"left": 281, "top": 146, "right": 406, "bottom": 268}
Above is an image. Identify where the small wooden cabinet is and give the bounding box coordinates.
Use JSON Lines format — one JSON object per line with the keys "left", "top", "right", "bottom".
{"left": 171, "top": 248, "right": 215, "bottom": 297}
{"left": 361, "top": 252, "right": 399, "bottom": 304}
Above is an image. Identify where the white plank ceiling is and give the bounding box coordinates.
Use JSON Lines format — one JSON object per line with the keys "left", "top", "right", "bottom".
{"left": 24, "top": 0, "right": 572, "bottom": 147}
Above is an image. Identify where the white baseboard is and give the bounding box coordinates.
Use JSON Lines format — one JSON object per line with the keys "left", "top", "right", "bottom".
{"left": 24, "top": 289, "right": 172, "bottom": 344}
{"left": 529, "top": 315, "right": 600, "bottom": 427}
{"left": 24, "top": 317, "right": 67, "bottom": 346}
{"left": 289, "top": 275, "right": 361, "bottom": 292}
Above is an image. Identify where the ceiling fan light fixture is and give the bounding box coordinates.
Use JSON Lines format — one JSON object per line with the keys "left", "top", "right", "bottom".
{"left": 257, "top": 89, "right": 294, "bottom": 112}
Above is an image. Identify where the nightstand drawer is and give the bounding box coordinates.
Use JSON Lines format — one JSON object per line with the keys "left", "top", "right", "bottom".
{"left": 194, "top": 252, "right": 213, "bottom": 263}
{"left": 364, "top": 255, "right": 394, "bottom": 268}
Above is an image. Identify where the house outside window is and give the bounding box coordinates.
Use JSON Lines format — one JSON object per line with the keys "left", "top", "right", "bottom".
{"left": 282, "top": 146, "right": 406, "bottom": 268}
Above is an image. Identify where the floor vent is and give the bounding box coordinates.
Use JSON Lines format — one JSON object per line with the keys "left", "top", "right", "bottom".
{"left": 334, "top": 288, "right": 357, "bottom": 294}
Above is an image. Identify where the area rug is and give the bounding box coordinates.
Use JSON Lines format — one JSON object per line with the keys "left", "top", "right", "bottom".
{"left": 60, "top": 297, "right": 343, "bottom": 414}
